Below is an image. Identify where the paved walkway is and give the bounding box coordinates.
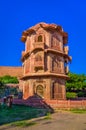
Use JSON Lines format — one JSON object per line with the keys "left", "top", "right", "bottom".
{"left": 0, "top": 111, "right": 86, "bottom": 130}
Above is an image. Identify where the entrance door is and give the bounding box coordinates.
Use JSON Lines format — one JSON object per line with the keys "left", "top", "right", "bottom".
{"left": 36, "top": 85, "right": 44, "bottom": 98}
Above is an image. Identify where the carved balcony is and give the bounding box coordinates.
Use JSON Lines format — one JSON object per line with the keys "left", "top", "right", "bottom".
{"left": 65, "top": 66, "right": 69, "bottom": 74}
{"left": 64, "top": 58, "right": 69, "bottom": 63}
{"left": 33, "top": 42, "right": 44, "bottom": 51}
{"left": 51, "top": 45, "right": 61, "bottom": 51}
{"left": 21, "top": 51, "right": 30, "bottom": 61}
{"left": 63, "top": 46, "right": 69, "bottom": 55}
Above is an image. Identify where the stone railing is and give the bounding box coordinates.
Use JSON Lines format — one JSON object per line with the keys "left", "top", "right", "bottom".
{"left": 45, "top": 99, "right": 86, "bottom": 109}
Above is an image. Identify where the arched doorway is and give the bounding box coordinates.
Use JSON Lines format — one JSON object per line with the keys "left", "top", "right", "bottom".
{"left": 36, "top": 85, "right": 44, "bottom": 98}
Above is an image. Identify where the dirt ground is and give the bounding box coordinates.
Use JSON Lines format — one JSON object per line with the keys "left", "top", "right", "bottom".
{"left": 0, "top": 111, "right": 86, "bottom": 130}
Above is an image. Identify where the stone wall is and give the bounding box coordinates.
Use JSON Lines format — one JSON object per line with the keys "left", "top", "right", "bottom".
{"left": 12, "top": 98, "right": 86, "bottom": 109}
{"left": 45, "top": 99, "right": 86, "bottom": 109}
{"left": 0, "top": 66, "right": 22, "bottom": 78}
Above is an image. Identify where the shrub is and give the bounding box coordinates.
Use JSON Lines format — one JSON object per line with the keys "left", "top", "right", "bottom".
{"left": 66, "top": 92, "right": 77, "bottom": 99}
{"left": 77, "top": 92, "right": 84, "bottom": 97}
{"left": 0, "top": 81, "right": 5, "bottom": 98}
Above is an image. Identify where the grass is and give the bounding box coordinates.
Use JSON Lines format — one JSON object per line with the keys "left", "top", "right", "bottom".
{"left": 70, "top": 108, "right": 86, "bottom": 114}
{"left": 44, "top": 112, "right": 52, "bottom": 119}
{"left": 0, "top": 104, "right": 47, "bottom": 125}
{"left": 11, "top": 120, "right": 37, "bottom": 127}
{"left": 54, "top": 108, "right": 86, "bottom": 114}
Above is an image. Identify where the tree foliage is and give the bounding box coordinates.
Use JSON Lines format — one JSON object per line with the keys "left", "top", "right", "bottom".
{"left": 0, "top": 75, "right": 19, "bottom": 84}
{"left": 0, "top": 76, "right": 19, "bottom": 98}
{"left": 66, "top": 72, "right": 86, "bottom": 91}
{"left": 66, "top": 92, "right": 77, "bottom": 99}
{"left": 66, "top": 72, "right": 86, "bottom": 98}
{"left": 0, "top": 80, "right": 5, "bottom": 98}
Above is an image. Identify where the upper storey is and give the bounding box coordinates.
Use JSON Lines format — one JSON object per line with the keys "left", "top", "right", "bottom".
{"left": 21, "top": 22, "right": 68, "bottom": 44}
{"left": 21, "top": 22, "right": 71, "bottom": 62}
{"left": 20, "top": 22, "right": 72, "bottom": 77}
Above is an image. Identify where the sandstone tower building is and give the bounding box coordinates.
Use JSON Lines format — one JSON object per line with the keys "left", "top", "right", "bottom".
{"left": 21, "top": 22, "right": 71, "bottom": 100}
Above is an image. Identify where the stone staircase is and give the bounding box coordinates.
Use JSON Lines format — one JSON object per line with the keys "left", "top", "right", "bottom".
{"left": 13, "top": 95, "right": 54, "bottom": 113}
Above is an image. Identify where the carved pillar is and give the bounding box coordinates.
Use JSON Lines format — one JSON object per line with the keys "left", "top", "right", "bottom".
{"left": 47, "top": 55, "right": 51, "bottom": 72}
{"left": 25, "top": 58, "right": 30, "bottom": 74}
{"left": 29, "top": 79, "right": 34, "bottom": 96}
{"left": 62, "top": 80, "right": 66, "bottom": 100}
{"left": 23, "top": 81, "right": 29, "bottom": 99}
{"left": 53, "top": 82, "right": 58, "bottom": 99}
{"left": 45, "top": 79, "right": 51, "bottom": 99}
{"left": 26, "top": 37, "right": 30, "bottom": 52}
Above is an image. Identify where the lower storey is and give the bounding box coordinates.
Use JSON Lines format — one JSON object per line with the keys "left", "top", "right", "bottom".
{"left": 22, "top": 77, "right": 66, "bottom": 100}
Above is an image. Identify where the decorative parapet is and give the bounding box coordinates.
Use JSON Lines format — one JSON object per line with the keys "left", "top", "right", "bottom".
{"left": 21, "top": 22, "right": 68, "bottom": 44}
{"left": 20, "top": 73, "right": 69, "bottom": 80}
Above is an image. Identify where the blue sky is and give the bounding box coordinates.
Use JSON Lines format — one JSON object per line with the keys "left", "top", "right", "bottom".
{"left": 0, "top": 0, "right": 86, "bottom": 74}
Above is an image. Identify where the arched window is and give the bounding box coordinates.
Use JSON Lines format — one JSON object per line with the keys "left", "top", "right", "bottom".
{"left": 38, "top": 35, "right": 42, "bottom": 42}
{"left": 35, "top": 54, "right": 42, "bottom": 61}
{"left": 36, "top": 85, "right": 44, "bottom": 97}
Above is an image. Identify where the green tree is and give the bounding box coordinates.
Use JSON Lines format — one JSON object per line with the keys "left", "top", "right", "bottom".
{"left": 0, "top": 80, "right": 5, "bottom": 98}
{"left": 0, "top": 75, "right": 19, "bottom": 84}
{"left": 66, "top": 72, "right": 86, "bottom": 91}
{"left": 66, "top": 72, "right": 86, "bottom": 98}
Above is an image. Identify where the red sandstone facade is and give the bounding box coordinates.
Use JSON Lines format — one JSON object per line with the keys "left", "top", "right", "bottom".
{"left": 21, "top": 22, "right": 72, "bottom": 100}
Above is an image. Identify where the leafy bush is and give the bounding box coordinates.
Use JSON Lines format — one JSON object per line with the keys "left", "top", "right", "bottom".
{"left": 10, "top": 87, "right": 18, "bottom": 96}
{"left": 66, "top": 92, "right": 77, "bottom": 99}
{"left": 0, "top": 76, "right": 19, "bottom": 98}
{"left": 77, "top": 92, "right": 84, "bottom": 97}
{"left": 70, "top": 109, "right": 86, "bottom": 114}
{"left": 0, "top": 81, "right": 5, "bottom": 98}
{"left": 44, "top": 112, "right": 51, "bottom": 119}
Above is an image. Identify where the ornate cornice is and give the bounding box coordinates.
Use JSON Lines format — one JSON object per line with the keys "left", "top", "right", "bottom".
{"left": 21, "top": 22, "right": 68, "bottom": 44}
{"left": 45, "top": 49, "right": 72, "bottom": 61}
{"left": 21, "top": 48, "right": 72, "bottom": 62}
{"left": 20, "top": 72, "right": 69, "bottom": 80}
